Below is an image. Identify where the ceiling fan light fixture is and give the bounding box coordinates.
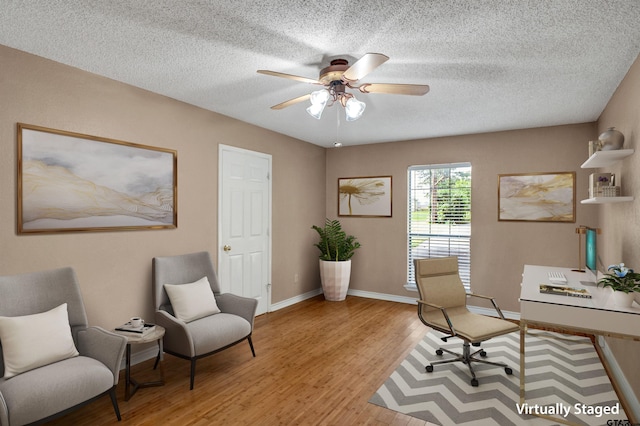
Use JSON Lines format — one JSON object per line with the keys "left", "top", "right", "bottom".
{"left": 310, "top": 89, "right": 330, "bottom": 105}
{"left": 258, "top": 53, "right": 430, "bottom": 123}
{"left": 345, "top": 96, "right": 366, "bottom": 121}
{"left": 306, "top": 89, "right": 330, "bottom": 119}
{"left": 306, "top": 103, "right": 326, "bottom": 119}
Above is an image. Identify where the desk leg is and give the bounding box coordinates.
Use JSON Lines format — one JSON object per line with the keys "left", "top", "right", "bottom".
{"left": 125, "top": 343, "right": 132, "bottom": 401}
{"left": 519, "top": 321, "right": 526, "bottom": 404}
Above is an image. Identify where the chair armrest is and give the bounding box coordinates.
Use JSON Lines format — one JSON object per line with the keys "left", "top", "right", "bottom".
{"left": 466, "top": 293, "right": 507, "bottom": 319}
{"left": 416, "top": 299, "right": 456, "bottom": 336}
{"left": 215, "top": 293, "right": 258, "bottom": 329}
{"left": 417, "top": 299, "right": 443, "bottom": 310}
{"left": 154, "top": 310, "right": 195, "bottom": 356}
{"left": 77, "top": 326, "right": 127, "bottom": 385}
{"left": 0, "top": 391, "right": 9, "bottom": 426}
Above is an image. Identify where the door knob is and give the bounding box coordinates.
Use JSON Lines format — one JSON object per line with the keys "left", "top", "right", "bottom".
{"left": 223, "top": 245, "right": 232, "bottom": 252}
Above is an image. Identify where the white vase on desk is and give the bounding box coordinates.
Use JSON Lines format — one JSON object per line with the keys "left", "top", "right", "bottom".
{"left": 634, "top": 291, "right": 640, "bottom": 307}
{"left": 612, "top": 291, "right": 635, "bottom": 308}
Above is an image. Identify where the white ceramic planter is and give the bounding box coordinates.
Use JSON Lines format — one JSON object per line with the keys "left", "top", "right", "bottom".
{"left": 319, "top": 259, "right": 351, "bottom": 301}
{"left": 634, "top": 291, "right": 640, "bottom": 307}
{"left": 611, "top": 290, "right": 635, "bottom": 308}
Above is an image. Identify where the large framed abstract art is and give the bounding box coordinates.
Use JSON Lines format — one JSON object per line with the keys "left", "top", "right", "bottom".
{"left": 17, "top": 123, "right": 177, "bottom": 234}
{"left": 498, "top": 171, "right": 575, "bottom": 222}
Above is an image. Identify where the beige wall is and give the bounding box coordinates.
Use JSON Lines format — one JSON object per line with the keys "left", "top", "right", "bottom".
{"left": 0, "top": 45, "right": 325, "bottom": 329}
{"left": 597, "top": 53, "right": 640, "bottom": 401}
{"left": 326, "top": 124, "right": 598, "bottom": 312}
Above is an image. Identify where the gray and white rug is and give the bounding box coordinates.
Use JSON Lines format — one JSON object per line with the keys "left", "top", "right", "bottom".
{"left": 370, "top": 330, "right": 623, "bottom": 425}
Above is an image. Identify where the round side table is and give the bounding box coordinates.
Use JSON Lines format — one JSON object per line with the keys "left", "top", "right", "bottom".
{"left": 114, "top": 325, "right": 165, "bottom": 401}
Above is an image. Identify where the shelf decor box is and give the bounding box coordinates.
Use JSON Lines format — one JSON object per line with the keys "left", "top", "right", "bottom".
{"left": 589, "top": 173, "right": 615, "bottom": 198}
{"left": 601, "top": 186, "right": 621, "bottom": 197}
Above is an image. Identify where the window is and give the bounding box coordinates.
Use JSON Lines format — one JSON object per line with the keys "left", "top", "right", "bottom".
{"left": 407, "top": 163, "right": 472, "bottom": 291}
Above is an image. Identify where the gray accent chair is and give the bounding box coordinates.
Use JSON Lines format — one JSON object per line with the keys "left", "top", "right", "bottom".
{"left": 0, "top": 267, "right": 127, "bottom": 425}
{"left": 414, "top": 256, "right": 519, "bottom": 387}
{"left": 152, "top": 251, "right": 257, "bottom": 390}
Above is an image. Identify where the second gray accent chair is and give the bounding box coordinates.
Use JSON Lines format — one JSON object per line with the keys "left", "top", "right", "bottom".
{"left": 152, "top": 251, "right": 258, "bottom": 390}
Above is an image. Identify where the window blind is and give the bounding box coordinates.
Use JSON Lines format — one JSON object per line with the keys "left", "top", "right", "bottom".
{"left": 407, "top": 163, "right": 472, "bottom": 291}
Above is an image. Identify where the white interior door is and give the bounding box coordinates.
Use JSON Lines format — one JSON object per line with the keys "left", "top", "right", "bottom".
{"left": 218, "top": 145, "right": 271, "bottom": 315}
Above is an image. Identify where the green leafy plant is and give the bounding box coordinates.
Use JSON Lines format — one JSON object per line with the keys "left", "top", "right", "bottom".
{"left": 597, "top": 263, "right": 640, "bottom": 293}
{"left": 312, "top": 218, "right": 361, "bottom": 261}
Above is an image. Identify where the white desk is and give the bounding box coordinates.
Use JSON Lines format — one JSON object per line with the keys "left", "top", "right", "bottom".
{"left": 519, "top": 265, "right": 640, "bottom": 422}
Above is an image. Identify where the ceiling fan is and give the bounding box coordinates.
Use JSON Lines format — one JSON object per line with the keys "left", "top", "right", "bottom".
{"left": 257, "top": 53, "right": 430, "bottom": 121}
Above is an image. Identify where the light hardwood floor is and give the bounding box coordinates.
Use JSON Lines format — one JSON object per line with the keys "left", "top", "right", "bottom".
{"left": 49, "top": 295, "right": 433, "bottom": 425}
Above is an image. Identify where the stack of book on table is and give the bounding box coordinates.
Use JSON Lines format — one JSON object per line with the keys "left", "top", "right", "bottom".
{"left": 539, "top": 284, "right": 592, "bottom": 299}
{"left": 115, "top": 322, "right": 156, "bottom": 336}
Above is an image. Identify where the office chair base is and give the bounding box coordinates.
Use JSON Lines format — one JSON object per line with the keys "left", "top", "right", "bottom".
{"left": 425, "top": 341, "right": 513, "bottom": 386}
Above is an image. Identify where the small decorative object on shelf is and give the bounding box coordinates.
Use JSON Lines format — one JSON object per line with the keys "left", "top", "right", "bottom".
{"left": 598, "top": 127, "right": 624, "bottom": 151}
{"left": 589, "top": 173, "right": 615, "bottom": 198}
{"left": 588, "top": 140, "right": 600, "bottom": 157}
{"left": 602, "top": 186, "right": 621, "bottom": 197}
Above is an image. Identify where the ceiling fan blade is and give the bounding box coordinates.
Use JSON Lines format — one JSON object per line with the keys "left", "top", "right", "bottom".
{"left": 357, "top": 83, "right": 430, "bottom": 96}
{"left": 270, "top": 94, "right": 311, "bottom": 110}
{"left": 341, "top": 53, "right": 389, "bottom": 82}
{"left": 257, "top": 70, "right": 321, "bottom": 85}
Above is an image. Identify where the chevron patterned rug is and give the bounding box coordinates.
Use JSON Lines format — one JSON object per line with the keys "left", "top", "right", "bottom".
{"left": 370, "top": 330, "right": 624, "bottom": 425}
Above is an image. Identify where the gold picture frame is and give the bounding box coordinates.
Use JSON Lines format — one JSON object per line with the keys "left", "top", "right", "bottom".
{"left": 17, "top": 123, "right": 177, "bottom": 234}
{"left": 338, "top": 176, "right": 392, "bottom": 217}
{"left": 498, "top": 171, "right": 575, "bottom": 222}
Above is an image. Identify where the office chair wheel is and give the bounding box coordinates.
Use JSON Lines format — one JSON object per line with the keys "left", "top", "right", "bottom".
{"left": 480, "top": 350, "right": 487, "bottom": 357}
{"left": 435, "top": 349, "right": 443, "bottom": 356}
{"left": 505, "top": 367, "right": 513, "bottom": 375}
{"left": 471, "top": 378, "right": 479, "bottom": 387}
{"left": 426, "top": 365, "right": 434, "bottom": 373}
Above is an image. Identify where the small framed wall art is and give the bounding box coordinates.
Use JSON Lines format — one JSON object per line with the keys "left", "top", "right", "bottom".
{"left": 17, "top": 123, "right": 177, "bottom": 234}
{"left": 498, "top": 171, "right": 575, "bottom": 222}
{"left": 338, "top": 176, "right": 392, "bottom": 217}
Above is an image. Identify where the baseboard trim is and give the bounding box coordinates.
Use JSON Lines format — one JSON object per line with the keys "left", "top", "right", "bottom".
{"left": 599, "top": 336, "right": 640, "bottom": 421}
{"left": 347, "top": 288, "right": 419, "bottom": 305}
{"left": 346, "top": 288, "right": 521, "bottom": 320}
{"left": 120, "top": 346, "right": 160, "bottom": 370}
{"left": 269, "top": 288, "right": 323, "bottom": 312}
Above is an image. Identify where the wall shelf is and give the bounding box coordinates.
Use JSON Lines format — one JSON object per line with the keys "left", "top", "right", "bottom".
{"left": 581, "top": 196, "right": 634, "bottom": 204}
{"left": 581, "top": 149, "right": 634, "bottom": 168}
{"left": 580, "top": 148, "right": 634, "bottom": 204}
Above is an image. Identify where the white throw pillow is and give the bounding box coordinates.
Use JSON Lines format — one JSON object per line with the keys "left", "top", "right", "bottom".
{"left": 0, "top": 303, "right": 80, "bottom": 378}
{"left": 164, "top": 276, "right": 221, "bottom": 322}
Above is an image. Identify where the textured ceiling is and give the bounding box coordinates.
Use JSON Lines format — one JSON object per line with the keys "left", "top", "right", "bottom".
{"left": 2, "top": 1, "right": 640, "bottom": 148}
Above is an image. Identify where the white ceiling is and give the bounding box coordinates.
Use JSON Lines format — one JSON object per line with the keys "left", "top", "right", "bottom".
{"left": 2, "top": 1, "right": 640, "bottom": 148}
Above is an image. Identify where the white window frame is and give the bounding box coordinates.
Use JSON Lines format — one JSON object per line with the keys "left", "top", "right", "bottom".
{"left": 406, "top": 163, "right": 472, "bottom": 292}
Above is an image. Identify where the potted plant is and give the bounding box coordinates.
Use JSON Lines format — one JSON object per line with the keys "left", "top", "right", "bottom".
{"left": 312, "top": 218, "right": 361, "bottom": 301}
{"left": 597, "top": 263, "right": 640, "bottom": 308}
